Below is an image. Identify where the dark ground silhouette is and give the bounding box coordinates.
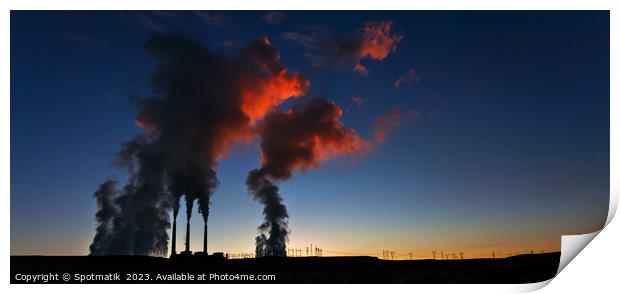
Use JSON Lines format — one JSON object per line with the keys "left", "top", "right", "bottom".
{"left": 11, "top": 252, "right": 559, "bottom": 283}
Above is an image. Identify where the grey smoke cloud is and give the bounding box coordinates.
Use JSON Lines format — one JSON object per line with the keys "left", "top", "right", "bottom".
{"left": 89, "top": 32, "right": 308, "bottom": 256}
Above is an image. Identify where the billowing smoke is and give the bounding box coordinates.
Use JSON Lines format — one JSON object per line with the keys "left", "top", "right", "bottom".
{"left": 89, "top": 180, "right": 118, "bottom": 255}
{"left": 248, "top": 97, "right": 369, "bottom": 257}
{"left": 89, "top": 29, "right": 402, "bottom": 257}
{"left": 89, "top": 32, "right": 308, "bottom": 256}
{"left": 247, "top": 170, "right": 289, "bottom": 257}
{"left": 102, "top": 135, "right": 170, "bottom": 256}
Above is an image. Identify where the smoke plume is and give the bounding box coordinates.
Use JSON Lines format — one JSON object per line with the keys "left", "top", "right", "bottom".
{"left": 89, "top": 30, "right": 402, "bottom": 257}
{"left": 89, "top": 32, "right": 308, "bottom": 255}
{"left": 248, "top": 97, "right": 369, "bottom": 257}
{"left": 89, "top": 180, "right": 119, "bottom": 255}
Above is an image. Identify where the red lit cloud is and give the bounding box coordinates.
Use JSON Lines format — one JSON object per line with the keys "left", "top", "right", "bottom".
{"left": 134, "top": 118, "right": 157, "bottom": 134}
{"left": 282, "top": 20, "right": 403, "bottom": 75}
{"left": 354, "top": 21, "right": 403, "bottom": 75}
{"left": 134, "top": 35, "right": 309, "bottom": 161}
{"left": 256, "top": 97, "right": 371, "bottom": 180}
{"left": 241, "top": 68, "right": 309, "bottom": 123}
{"left": 373, "top": 108, "right": 419, "bottom": 144}
{"left": 240, "top": 37, "right": 310, "bottom": 123}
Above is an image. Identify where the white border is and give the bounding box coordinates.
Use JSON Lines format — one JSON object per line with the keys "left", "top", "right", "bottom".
{"left": 0, "top": 0, "right": 616, "bottom": 10}
{"left": 3, "top": 1, "right": 618, "bottom": 293}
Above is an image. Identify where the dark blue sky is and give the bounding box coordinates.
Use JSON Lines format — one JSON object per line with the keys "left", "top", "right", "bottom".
{"left": 11, "top": 11, "right": 609, "bottom": 257}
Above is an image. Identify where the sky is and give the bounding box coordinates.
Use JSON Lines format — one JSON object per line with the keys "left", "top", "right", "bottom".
{"left": 11, "top": 11, "right": 609, "bottom": 259}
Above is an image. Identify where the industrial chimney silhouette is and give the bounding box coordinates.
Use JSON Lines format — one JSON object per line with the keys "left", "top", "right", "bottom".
{"left": 171, "top": 217, "right": 177, "bottom": 255}
{"left": 185, "top": 218, "right": 191, "bottom": 252}
{"left": 203, "top": 222, "right": 208, "bottom": 254}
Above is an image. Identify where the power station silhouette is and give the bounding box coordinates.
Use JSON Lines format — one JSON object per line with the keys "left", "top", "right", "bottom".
{"left": 170, "top": 207, "right": 221, "bottom": 258}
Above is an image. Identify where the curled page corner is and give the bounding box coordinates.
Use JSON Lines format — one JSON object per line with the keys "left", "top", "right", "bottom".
{"left": 514, "top": 232, "right": 601, "bottom": 292}
{"left": 557, "top": 230, "right": 601, "bottom": 274}
{"left": 555, "top": 187, "right": 617, "bottom": 275}
{"left": 605, "top": 188, "right": 618, "bottom": 227}
{"left": 518, "top": 185, "right": 617, "bottom": 291}
{"left": 514, "top": 278, "right": 554, "bottom": 292}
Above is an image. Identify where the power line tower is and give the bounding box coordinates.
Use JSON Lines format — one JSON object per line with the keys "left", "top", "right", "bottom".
{"left": 409, "top": 252, "right": 413, "bottom": 260}
{"left": 432, "top": 251, "right": 437, "bottom": 259}
{"left": 459, "top": 252, "right": 464, "bottom": 260}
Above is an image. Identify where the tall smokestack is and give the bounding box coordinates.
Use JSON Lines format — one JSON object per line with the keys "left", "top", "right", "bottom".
{"left": 203, "top": 223, "right": 208, "bottom": 254}
{"left": 185, "top": 195, "right": 193, "bottom": 253}
{"left": 171, "top": 217, "right": 177, "bottom": 255}
{"left": 169, "top": 180, "right": 182, "bottom": 257}
{"left": 185, "top": 218, "right": 190, "bottom": 252}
